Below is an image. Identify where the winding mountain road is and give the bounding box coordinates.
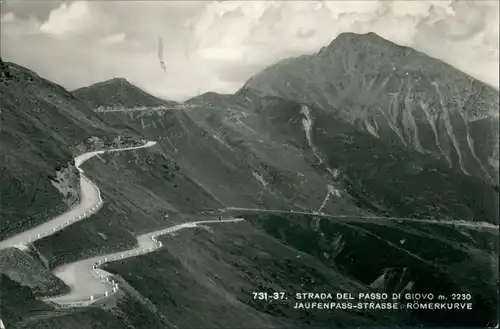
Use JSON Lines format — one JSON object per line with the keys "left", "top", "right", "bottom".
{"left": 0, "top": 140, "right": 245, "bottom": 308}
{"left": 0, "top": 141, "right": 157, "bottom": 251}
{"left": 45, "top": 218, "right": 244, "bottom": 306}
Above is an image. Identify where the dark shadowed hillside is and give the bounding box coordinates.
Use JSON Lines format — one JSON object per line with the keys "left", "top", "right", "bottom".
{"left": 0, "top": 274, "right": 53, "bottom": 327}
{"left": 0, "top": 273, "right": 165, "bottom": 329}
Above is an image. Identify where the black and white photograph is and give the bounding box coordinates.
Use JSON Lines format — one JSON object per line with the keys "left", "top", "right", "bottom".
{"left": 0, "top": 1, "right": 498, "bottom": 328}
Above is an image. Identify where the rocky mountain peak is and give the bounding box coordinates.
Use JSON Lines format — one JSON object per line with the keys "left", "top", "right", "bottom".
{"left": 242, "top": 32, "right": 499, "bottom": 184}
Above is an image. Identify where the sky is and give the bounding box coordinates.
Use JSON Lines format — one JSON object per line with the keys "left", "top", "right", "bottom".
{"left": 1, "top": 0, "right": 499, "bottom": 102}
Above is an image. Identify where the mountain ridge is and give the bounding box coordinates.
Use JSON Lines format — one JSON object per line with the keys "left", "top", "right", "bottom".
{"left": 242, "top": 32, "right": 499, "bottom": 184}
{"left": 73, "top": 77, "right": 178, "bottom": 110}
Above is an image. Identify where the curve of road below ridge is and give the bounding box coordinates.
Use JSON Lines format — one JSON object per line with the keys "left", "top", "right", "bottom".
{"left": 44, "top": 218, "right": 244, "bottom": 307}
{"left": 0, "top": 139, "right": 244, "bottom": 309}
{"left": 0, "top": 141, "right": 157, "bottom": 250}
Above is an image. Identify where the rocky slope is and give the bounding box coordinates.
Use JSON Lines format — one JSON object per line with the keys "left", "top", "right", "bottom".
{"left": 184, "top": 91, "right": 498, "bottom": 224}
{"left": 243, "top": 32, "right": 500, "bottom": 185}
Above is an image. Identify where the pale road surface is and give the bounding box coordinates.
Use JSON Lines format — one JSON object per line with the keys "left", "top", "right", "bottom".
{"left": 0, "top": 138, "right": 244, "bottom": 307}
{"left": 45, "top": 218, "right": 244, "bottom": 304}
{"left": 0, "top": 141, "right": 157, "bottom": 250}
{"left": 225, "top": 207, "right": 499, "bottom": 230}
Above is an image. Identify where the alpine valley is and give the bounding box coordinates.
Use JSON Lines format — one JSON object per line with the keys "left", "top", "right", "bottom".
{"left": 0, "top": 32, "right": 498, "bottom": 329}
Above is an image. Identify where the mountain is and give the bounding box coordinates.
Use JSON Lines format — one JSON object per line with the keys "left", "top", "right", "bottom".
{"left": 73, "top": 75, "right": 498, "bottom": 225}
{"left": 1, "top": 34, "right": 498, "bottom": 329}
{"left": 243, "top": 32, "right": 500, "bottom": 185}
{"left": 73, "top": 78, "right": 179, "bottom": 110}
{"left": 184, "top": 91, "right": 236, "bottom": 106}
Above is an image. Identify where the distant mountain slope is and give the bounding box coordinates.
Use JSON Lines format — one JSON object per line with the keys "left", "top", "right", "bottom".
{"left": 70, "top": 75, "right": 371, "bottom": 218}
{"left": 92, "top": 107, "right": 346, "bottom": 214}
{"left": 243, "top": 32, "right": 499, "bottom": 184}
{"left": 184, "top": 91, "right": 236, "bottom": 106}
{"left": 73, "top": 78, "right": 178, "bottom": 110}
{"left": 184, "top": 90, "right": 498, "bottom": 224}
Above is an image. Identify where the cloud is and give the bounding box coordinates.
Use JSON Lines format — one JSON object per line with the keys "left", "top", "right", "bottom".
{"left": 1, "top": 12, "right": 16, "bottom": 23}
{"left": 1, "top": 0, "right": 498, "bottom": 102}
{"left": 1, "top": 0, "right": 67, "bottom": 21}
{"left": 99, "top": 32, "right": 126, "bottom": 45}
{"left": 197, "top": 46, "right": 246, "bottom": 61}
{"left": 39, "top": 1, "right": 100, "bottom": 37}
{"left": 0, "top": 15, "right": 42, "bottom": 37}
{"left": 296, "top": 27, "right": 316, "bottom": 39}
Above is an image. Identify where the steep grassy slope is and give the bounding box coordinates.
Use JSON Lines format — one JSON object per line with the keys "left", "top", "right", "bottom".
{"left": 102, "top": 220, "right": 405, "bottom": 328}
{"left": 244, "top": 32, "right": 499, "bottom": 185}
{"left": 91, "top": 107, "right": 353, "bottom": 215}
{"left": 1, "top": 59, "right": 94, "bottom": 239}
{"left": 0, "top": 59, "right": 147, "bottom": 240}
